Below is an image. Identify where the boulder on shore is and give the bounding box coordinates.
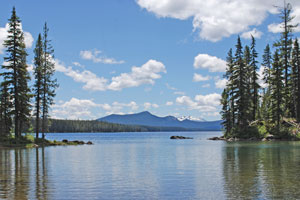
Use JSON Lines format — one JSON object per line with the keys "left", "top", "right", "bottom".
{"left": 86, "top": 141, "right": 93, "bottom": 145}
{"left": 170, "top": 136, "right": 193, "bottom": 139}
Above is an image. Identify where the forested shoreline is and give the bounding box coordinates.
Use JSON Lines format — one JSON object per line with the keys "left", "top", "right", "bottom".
{"left": 220, "top": 2, "right": 300, "bottom": 140}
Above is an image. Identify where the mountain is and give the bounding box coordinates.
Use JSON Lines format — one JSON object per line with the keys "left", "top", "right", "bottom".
{"left": 98, "top": 111, "right": 222, "bottom": 131}
{"left": 177, "top": 116, "right": 206, "bottom": 122}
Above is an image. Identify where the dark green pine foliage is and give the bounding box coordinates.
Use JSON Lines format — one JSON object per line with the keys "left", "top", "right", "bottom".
{"left": 243, "top": 45, "right": 252, "bottom": 117}
{"left": 270, "top": 51, "right": 284, "bottom": 134}
{"left": 250, "top": 36, "right": 260, "bottom": 121}
{"left": 233, "top": 37, "right": 250, "bottom": 131}
{"left": 225, "top": 48, "right": 235, "bottom": 129}
{"left": 33, "top": 34, "right": 43, "bottom": 139}
{"left": 273, "top": 2, "right": 298, "bottom": 117}
{"left": 0, "top": 83, "right": 13, "bottom": 137}
{"left": 41, "top": 23, "right": 58, "bottom": 139}
{"left": 1, "top": 7, "right": 31, "bottom": 139}
{"left": 291, "top": 39, "right": 300, "bottom": 122}
{"left": 220, "top": 88, "right": 231, "bottom": 137}
{"left": 262, "top": 44, "right": 272, "bottom": 89}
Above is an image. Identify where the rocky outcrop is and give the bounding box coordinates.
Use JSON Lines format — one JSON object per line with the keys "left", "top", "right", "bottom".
{"left": 170, "top": 136, "right": 193, "bottom": 139}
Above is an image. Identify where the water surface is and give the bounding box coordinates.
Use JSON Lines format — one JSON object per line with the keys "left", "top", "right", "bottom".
{"left": 1, "top": 131, "right": 300, "bottom": 199}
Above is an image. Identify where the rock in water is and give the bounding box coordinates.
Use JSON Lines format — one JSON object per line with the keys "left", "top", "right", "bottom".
{"left": 170, "top": 136, "right": 193, "bottom": 139}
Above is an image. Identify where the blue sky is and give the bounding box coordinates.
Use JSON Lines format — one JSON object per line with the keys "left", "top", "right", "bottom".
{"left": 0, "top": 0, "right": 300, "bottom": 120}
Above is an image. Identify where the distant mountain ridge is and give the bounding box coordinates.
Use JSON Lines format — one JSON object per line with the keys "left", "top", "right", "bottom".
{"left": 98, "top": 111, "right": 222, "bottom": 131}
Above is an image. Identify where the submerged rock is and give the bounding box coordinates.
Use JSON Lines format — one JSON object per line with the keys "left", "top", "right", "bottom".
{"left": 170, "top": 136, "right": 193, "bottom": 139}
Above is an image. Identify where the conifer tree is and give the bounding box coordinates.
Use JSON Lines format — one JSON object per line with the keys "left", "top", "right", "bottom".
{"left": 262, "top": 44, "right": 272, "bottom": 89}
{"left": 233, "top": 37, "right": 249, "bottom": 130}
{"left": 0, "top": 83, "right": 12, "bottom": 137}
{"left": 225, "top": 48, "right": 235, "bottom": 130}
{"left": 270, "top": 51, "right": 284, "bottom": 134}
{"left": 41, "top": 23, "right": 58, "bottom": 139}
{"left": 33, "top": 34, "right": 43, "bottom": 139}
{"left": 273, "top": 2, "right": 298, "bottom": 117}
{"left": 291, "top": 39, "right": 300, "bottom": 122}
{"left": 220, "top": 88, "right": 231, "bottom": 136}
{"left": 250, "top": 36, "right": 260, "bottom": 121}
{"left": 1, "top": 7, "right": 31, "bottom": 139}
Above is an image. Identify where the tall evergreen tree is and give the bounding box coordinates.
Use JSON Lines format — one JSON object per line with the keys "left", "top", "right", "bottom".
{"left": 270, "top": 51, "right": 284, "bottom": 134}
{"left": 291, "top": 39, "right": 300, "bottom": 122}
{"left": 250, "top": 36, "right": 260, "bottom": 121}
{"left": 1, "top": 7, "right": 31, "bottom": 139}
{"left": 262, "top": 44, "right": 272, "bottom": 89}
{"left": 33, "top": 34, "right": 43, "bottom": 139}
{"left": 233, "top": 36, "right": 250, "bottom": 130}
{"left": 41, "top": 23, "right": 58, "bottom": 139}
{"left": 273, "top": 2, "right": 298, "bottom": 117}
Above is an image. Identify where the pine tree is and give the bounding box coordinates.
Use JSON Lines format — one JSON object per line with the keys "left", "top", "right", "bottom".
{"left": 262, "top": 44, "right": 272, "bottom": 89}
{"left": 270, "top": 51, "right": 284, "bottom": 134}
{"left": 1, "top": 7, "right": 31, "bottom": 139}
{"left": 225, "top": 48, "right": 236, "bottom": 131}
{"left": 273, "top": 2, "right": 298, "bottom": 117}
{"left": 0, "top": 82, "right": 13, "bottom": 137}
{"left": 233, "top": 36, "right": 250, "bottom": 131}
{"left": 250, "top": 36, "right": 260, "bottom": 121}
{"left": 291, "top": 39, "right": 300, "bottom": 122}
{"left": 41, "top": 23, "right": 58, "bottom": 139}
{"left": 220, "top": 88, "right": 231, "bottom": 136}
{"left": 33, "top": 34, "right": 43, "bottom": 139}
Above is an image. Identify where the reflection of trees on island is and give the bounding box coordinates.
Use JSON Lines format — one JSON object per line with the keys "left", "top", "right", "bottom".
{"left": 0, "top": 148, "right": 49, "bottom": 200}
{"left": 223, "top": 142, "right": 300, "bottom": 199}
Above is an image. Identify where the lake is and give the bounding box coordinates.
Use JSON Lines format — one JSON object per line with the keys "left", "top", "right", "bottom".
{"left": 1, "top": 131, "right": 300, "bottom": 199}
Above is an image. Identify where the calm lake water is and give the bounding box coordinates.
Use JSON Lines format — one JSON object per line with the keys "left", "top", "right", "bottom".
{"left": 1, "top": 131, "right": 300, "bottom": 200}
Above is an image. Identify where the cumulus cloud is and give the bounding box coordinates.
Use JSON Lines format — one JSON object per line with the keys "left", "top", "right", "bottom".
{"left": 258, "top": 65, "right": 268, "bottom": 88}
{"left": 51, "top": 98, "right": 140, "bottom": 119}
{"left": 215, "top": 77, "right": 227, "bottom": 89}
{"left": 55, "top": 59, "right": 166, "bottom": 91}
{"left": 136, "top": 0, "right": 289, "bottom": 42}
{"left": 80, "top": 49, "right": 125, "bottom": 64}
{"left": 55, "top": 59, "right": 108, "bottom": 91}
{"left": 166, "top": 101, "right": 174, "bottom": 106}
{"left": 0, "top": 23, "right": 34, "bottom": 54}
{"left": 193, "top": 73, "right": 211, "bottom": 82}
{"left": 241, "top": 28, "right": 263, "bottom": 39}
{"left": 107, "top": 59, "right": 166, "bottom": 91}
{"left": 144, "top": 102, "right": 159, "bottom": 110}
{"left": 194, "top": 54, "right": 227, "bottom": 72}
{"left": 176, "top": 93, "right": 221, "bottom": 113}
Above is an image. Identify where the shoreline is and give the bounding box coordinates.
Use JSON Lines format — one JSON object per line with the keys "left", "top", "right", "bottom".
{"left": 208, "top": 135, "right": 300, "bottom": 142}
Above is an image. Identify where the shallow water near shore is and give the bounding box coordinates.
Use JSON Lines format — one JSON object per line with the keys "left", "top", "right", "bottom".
{"left": 1, "top": 131, "right": 300, "bottom": 199}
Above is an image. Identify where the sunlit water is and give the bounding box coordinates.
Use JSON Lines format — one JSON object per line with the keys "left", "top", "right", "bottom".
{"left": 1, "top": 131, "right": 300, "bottom": 199}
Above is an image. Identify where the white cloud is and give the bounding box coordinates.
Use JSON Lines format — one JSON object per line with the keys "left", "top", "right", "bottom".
{"left": 193, "top": 73, "right": 210, "bottom": 82}
{"left": 268, "top": 4, "right": 300, "bottom": 33}
{"left": 51, "top": 98, "right": 102, "bottom": 119}
{"left": 108, "top": 59, "right": 166, "bottom": 91}
{"left": 80, "top": 49, "right": 125, "bottom": 64}
{"left": 72, "top": 62, "right": 85, "bottom": 68}
{"left": 166, "top": 83, "right": 177, "bottom": 90}
{"left": 241, "top": 28, "right": 263, "bottom": 39}
{"left": 51, "top": 98, "right": 140, "bottom": 119}
{"left": 144, "top": 102, "right": 159, "bottom": 110}
{"left": 194, "top": 54, "right": 227, "bottom": 72}
{"left": 202, "top": 83, "right": 210, "bottom": 88}
{"left": 136, "top": 0, "right": 285, "bottom": 42}
{"left": 215, "top": 77, "right": 227, "bottom": 89}
{"left": 166, "top": 101, "right": 174, "bottom": 106}
{"left": 55, "top": 59, "right": 108, "bottom": 91}
{"left": 0, "top": 23, "right": 34, "bottom": 54}
{"left": 176, "top": 93, "right": 221, "bottom": 112}
{"left": 174, "top": 91, "right": 185, "bottom": 95}
{"left": 55, "top": 59, "right": 166, "bottom": 91}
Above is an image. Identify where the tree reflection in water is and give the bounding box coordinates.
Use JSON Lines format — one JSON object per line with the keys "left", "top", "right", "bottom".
{"left": 223, "top": 142, "right": 300, "bottom": 199}
{"left": 0, "top": 147, "right": 48, "bottom": 200}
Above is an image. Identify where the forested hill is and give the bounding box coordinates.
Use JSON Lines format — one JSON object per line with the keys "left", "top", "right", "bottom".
{"left": 45, "top": 119, "right": 190, "bottom": 133}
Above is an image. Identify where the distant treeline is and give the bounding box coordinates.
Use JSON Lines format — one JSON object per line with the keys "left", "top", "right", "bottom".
{"left": 36, "top": 119, "right": 188, "bottom": 133}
